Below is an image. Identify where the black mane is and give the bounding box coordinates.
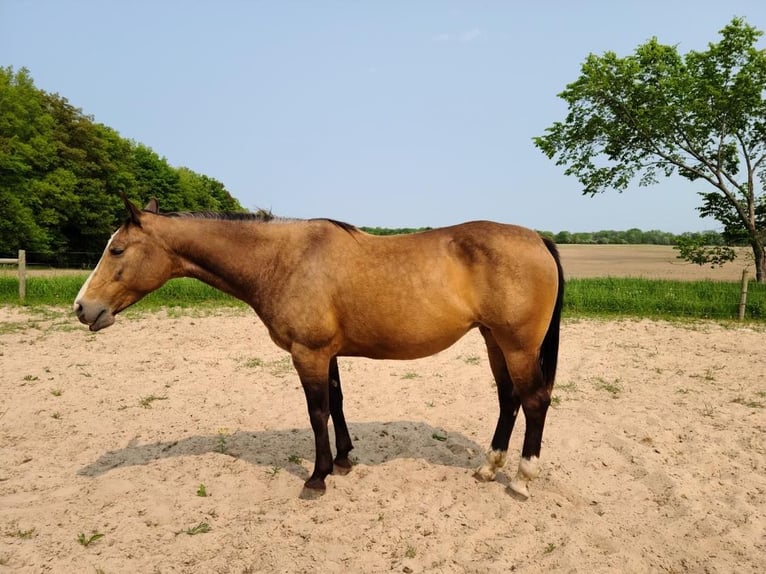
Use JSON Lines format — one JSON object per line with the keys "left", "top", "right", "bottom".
{"left": 162, "top": 210, "right": 275, "bottom": 222}
{"left": 158, "top": 210, "right": 357, "bottom": 233}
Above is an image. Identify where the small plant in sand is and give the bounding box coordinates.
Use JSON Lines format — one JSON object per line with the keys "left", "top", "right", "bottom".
{"left": 214, "top": 429, "right": 230, "bottom": 454}
{"left": 287, "top": 454, "right": 302, "bottom": 464}
{"left": 731, "top": 396, "right": 764, "bottom": 409}
{"left": 7, "top": 526, "right": 36, "bottom": 539}
{"left": 196, "top": 484, "right": 208, "bottom": 497}
{"left": 266, "top": 464, "right": 282, "bottom": 478}
{"left": 50, "top": 388, "right": 62, "bottom": 397}
{"left": 77, "top": 531, "right": 105, "bottom": 547}
{"left": 179, "top": 522, "right": 211, "bottom": 536}
{"left": 594, "top": 377, "right": 622, "bottom": 397}
{"left": 243, "top": 357, "right": 264, "bottom": 368}
{"left": 139, "top": 394, "right": 168, "bottom": 408}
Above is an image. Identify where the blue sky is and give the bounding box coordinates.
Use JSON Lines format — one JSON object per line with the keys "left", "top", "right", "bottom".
{"left": 3, "top": 1, "right": 765, "bottom": 232}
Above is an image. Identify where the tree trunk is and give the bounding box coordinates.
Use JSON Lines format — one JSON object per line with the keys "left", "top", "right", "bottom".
{"left": 754, "top": 241, "right": 765, "bottom": 283}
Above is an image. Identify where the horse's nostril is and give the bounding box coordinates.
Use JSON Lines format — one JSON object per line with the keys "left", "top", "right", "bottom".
{"left": 74, "top": 301, "right": 82, "bottom": 315}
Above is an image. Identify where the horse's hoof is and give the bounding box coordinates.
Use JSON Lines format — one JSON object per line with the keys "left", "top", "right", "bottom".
{"left": 508, "top": 479, "right": 531, "bottom": 500}
{"left": 303, "top": 476, "right": 327, "bottom": 491}
{"left": 474, "top": 466, "right": 497, "bottom": 482}
{"left": 333, "top": 460, "right": 353, "bottom": 476}
{"left": 299, "top": 486, "right": 326, "bottom": 500}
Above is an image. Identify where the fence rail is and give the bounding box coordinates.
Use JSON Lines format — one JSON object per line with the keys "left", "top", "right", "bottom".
{"left": 0, "top": 250, "right": 26, "bottom": 300}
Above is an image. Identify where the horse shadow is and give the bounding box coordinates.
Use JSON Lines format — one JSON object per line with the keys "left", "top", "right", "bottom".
{"left": 77, "top": 421, "right": 486, "bottom": 482}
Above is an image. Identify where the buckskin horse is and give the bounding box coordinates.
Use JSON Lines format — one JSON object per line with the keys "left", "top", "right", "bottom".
{"left": 74, "top": 198, "right": 564, "bottom": 498}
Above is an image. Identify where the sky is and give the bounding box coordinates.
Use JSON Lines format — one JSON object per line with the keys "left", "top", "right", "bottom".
{"left": 2, "top": 1, "right": 765, "bottom": 233}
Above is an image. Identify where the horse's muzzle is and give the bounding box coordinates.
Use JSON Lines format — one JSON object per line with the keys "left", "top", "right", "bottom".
{"left": 74, "top": 301, "right": 116, "bottom": 332}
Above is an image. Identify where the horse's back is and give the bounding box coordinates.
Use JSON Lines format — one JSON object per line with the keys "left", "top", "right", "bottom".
{"left": 320, "top": 221, "right": 560, "bottom": 358}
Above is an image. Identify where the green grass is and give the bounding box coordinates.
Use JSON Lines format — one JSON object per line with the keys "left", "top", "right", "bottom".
{"left": 1, "top": 274, "right": 764, "bottom": 321}
{"left": 564, "top": 277, "right": 765, "bottom": 320}
{"left": 0, "top": 274, "right": 243, "bottom": 309}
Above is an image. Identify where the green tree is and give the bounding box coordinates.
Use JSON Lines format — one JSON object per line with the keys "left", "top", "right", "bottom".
{"left": 535, "top": 18, "right": 766, "bottom": 282}
{"left": 0, "top": 66, "right": 244, "bottom": 261}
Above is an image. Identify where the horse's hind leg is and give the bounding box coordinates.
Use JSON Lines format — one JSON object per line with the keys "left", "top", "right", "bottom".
{"left": 504, "top": 348, "right": 551, "bottom": 499}
{"left": 329, "top": 356, "right": 354, "bottom": 473}
{"left": 475, "top": 327, "right": 522, "bottom": 482}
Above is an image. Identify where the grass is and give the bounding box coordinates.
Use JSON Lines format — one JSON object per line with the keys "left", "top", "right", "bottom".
{"left": 1, "top": 273, "right": 764, "bottom": 321}
{"left": 138, "top": 394, "right": 168, "bottom": 408}
{"left": 594, "top": 377, "right": 622, "bottom": 397}
{"left": 565, "top": 277, "right": 765, "bottom": 320}
{"left": 178, "top": 522, "right": 211, "bottom": 536}
{"left": 731, "top": 396, "right": 764, "bottom": 409}
{"left": 77, "top": 532, "right": 104, "bottom": 547}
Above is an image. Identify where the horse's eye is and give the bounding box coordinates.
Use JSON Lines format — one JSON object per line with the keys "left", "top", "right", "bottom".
{"left": 109, "top": 246, "right": 125, "bottom": 256}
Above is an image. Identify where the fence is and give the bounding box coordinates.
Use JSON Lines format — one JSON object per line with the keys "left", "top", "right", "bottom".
{"left": 0, "top": 250, "right": 26, "bottom": 300}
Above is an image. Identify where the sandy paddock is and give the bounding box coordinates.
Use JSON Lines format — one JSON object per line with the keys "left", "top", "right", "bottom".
{"left": 0, "top": 307, "right": 764, "bottom": 573}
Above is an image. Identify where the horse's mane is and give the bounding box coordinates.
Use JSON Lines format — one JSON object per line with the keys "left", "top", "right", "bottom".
{"left": 159, "top": 210, "right": 357, "bottom": 233}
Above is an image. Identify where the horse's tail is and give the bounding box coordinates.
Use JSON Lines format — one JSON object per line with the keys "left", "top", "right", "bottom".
{"left": 540, "top": 237, "right": 565, "bottom": 388}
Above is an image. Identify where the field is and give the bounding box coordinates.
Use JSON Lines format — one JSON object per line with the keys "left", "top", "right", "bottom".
{"left": 1, "top": 245, "right": 764, "bottom": 572}
{"left": 557, "top": 244, "right": 754, "bottom": 280}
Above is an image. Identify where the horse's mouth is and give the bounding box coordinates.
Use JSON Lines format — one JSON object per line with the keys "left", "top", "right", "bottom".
{"left": 76, "top": 306, "right": 116, "bottom": 332}
{"left": 89, "top": 309, "right": 116, "bottom": 332}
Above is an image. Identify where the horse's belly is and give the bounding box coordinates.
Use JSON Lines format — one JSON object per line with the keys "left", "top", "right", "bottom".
{"left": 341, "top": 315, "right": 473, "bottom": 360}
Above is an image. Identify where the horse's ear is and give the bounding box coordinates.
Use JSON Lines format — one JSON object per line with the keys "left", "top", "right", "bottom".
{"left": 121, "top": 193, "right": 143, "bottom": 227}
{"left": 144, "top": 198, "right": 159, "bottom": 214}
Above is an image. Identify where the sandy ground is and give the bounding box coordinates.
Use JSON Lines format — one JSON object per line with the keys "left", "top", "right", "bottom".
{"left": 1, "top": 307, "right": 764, "bottom": 573}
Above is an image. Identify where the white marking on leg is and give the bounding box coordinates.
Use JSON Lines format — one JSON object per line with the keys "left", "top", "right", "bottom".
{"left": 509, "top": 455, "right": 540, "bottom": 499}
{"left": 73, "top": 232, "right": 115, "bottom": 310}
{"left": 475, "top": 449, "right": 507, "bottom": 482}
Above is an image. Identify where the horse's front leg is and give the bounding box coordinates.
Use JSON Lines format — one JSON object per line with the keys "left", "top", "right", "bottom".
{"left": 293, "top": 349, "right": 334, "bottom": 491}
{"left": 329, "top": 356, "right": 354, "bottom": 473}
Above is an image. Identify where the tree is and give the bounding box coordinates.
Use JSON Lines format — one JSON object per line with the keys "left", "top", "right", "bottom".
{"left": 0, "top": 66, "right": 244, "bottom": 260}
{"left": 534, "top": 18, "right": 766, "bottom": 282}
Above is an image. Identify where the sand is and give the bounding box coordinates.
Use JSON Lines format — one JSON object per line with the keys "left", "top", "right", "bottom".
{"left": 1, "top": 307, "right": 764, "bottom": 573}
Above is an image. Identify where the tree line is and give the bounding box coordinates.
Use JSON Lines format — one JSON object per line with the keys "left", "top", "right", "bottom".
{"left": 361, "top": 226, "right": 726, "bottom": 245}
{"left": 0, "top": 66, "right": 243, "bottom": 260}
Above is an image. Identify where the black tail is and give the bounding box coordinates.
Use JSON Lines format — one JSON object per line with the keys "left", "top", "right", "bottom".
{"left": 540, "top": 237, "right": 565, "bottom": 388}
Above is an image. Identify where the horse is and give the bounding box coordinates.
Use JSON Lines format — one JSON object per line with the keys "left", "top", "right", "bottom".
{"left": 74, "top": 197, "right": 564, "bottom": 498}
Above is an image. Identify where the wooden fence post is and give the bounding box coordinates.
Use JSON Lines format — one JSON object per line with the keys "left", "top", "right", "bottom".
{"left": 738, "top": 269, "right": 748, "bottom": 320}
{"left": 18, "top": 249, "right": 26, "bottom": 301}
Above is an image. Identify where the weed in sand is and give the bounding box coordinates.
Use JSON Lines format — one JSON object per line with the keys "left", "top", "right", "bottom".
{"left": 77, "top": 532, "right": 104, "bottom": 547}
{"left": 179, "top": 522, "right": 211, "bottom": 536}
{"left": 139, "top": 395, "right": 168, "bottom": 408}
{"left": 266, "top": 465, "right": 282, "bottom": 478}
{"left": 594, "top": 377, "right": 622, "bottom": 397}
{"left": 731, "top": 397, "right": 764, "bottom": 409}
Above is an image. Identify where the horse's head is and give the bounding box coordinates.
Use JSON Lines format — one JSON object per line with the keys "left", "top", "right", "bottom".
{"left": 74, "top": 197, "right": 174, "bottom": 331}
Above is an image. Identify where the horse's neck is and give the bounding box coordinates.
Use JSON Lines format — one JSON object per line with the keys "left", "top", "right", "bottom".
{"left": 164, "top": 218, "right": 288, "bottom": 306}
